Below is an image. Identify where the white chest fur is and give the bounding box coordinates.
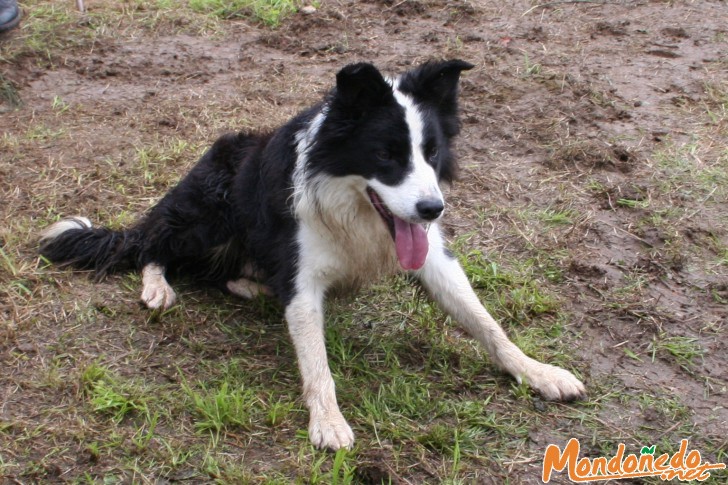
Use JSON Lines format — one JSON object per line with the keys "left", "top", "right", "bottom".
{"left": 295, "top": 176, "right": 400, "bottom": 291}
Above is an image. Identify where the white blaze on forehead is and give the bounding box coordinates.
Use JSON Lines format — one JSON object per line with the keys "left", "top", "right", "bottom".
{"left": 367, "top": 77, "right": 442, "bottom": 222}
{"left": 391, "top": 85, "right": 425, "bottom": 153}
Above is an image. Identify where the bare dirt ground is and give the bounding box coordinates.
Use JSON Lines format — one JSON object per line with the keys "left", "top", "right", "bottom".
{"left": 1, "top": 0, "right": 727, "bottom": 483}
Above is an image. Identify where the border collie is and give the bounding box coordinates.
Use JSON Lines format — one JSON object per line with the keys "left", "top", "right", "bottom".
{"left": 39, "top": 60, "right": 585, "bottom": 450}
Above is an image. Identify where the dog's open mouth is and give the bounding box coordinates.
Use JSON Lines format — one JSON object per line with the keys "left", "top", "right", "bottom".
{"left": 366, "top": 187, "right": 429, "bottom": 270}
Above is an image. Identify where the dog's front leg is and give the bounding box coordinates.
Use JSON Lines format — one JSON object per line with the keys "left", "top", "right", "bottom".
{"left": 285, "top": 289, "right": 354, "bottom": 450}
{"left": 416, "top": 227, "right": 586, "bottom": 401}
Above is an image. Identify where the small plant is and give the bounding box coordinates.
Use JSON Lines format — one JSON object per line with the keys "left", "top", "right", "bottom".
{"left": 522, "top": 53, "right": 542, "bottom": 77}
{"left": 538, "top": 208, "right": 576, "bottom": 225}
{"left": 461, "top": 250, "right": 560, "bottom": 324}
{"left": 648, "top": 334, "right": 704, "bottom": 371}
{"left": 183, "top": 380, "right": 258, "bottom": 433}
{"left": 265, "top": 398, "right": 295, "bottom": 428}
{"left": 188, "top": 0, "right": 300, "bottom": 26}
{"left": 51, "top": 96, "right": 70, "bottom": 114}
{"left": 89, "top": 379, "right": 150, "bottom": 422}
{"left": 616, "top": 198, "right": 649, "bottom": 209}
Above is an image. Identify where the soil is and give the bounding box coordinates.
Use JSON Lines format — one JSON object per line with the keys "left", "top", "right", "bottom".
{"left": 1, "top": 0, "right": 726, "bottom": 483}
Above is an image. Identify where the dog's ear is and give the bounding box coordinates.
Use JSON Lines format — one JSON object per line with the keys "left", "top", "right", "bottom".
{"left": 334, "top": 63, "right": 392, "bottom": 116}
{"left": 399, "top": 59, "right": 473, "bottom": 139}
{"left": 398, "top": 59, "right": 474, "bottom": 111}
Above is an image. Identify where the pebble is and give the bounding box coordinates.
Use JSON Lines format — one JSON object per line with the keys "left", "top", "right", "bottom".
{"left": 301, "top": 5, "right": 317, "bottom": 15}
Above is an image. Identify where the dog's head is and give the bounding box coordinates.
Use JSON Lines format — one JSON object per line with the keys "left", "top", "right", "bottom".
{"left": 307, "top": 60, "right": 473, "bottom": 269}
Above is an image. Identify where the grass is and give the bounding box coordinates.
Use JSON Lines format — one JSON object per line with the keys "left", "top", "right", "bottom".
{"left": 182, "top": 380, "right": 258, "bottom": 433}
{"left": 188, "top": 0, "right": 302, "bottom": 27}
{"left": 648, "top": 334, "right": 704, "bottom": 372}
{"left": 0, "top": 0, "right": 302, "bottom": 66}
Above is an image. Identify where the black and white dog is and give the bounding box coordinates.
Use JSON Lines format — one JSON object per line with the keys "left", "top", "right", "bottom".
{"left": 40, "top": 60, "right": 585, "bottom": 450}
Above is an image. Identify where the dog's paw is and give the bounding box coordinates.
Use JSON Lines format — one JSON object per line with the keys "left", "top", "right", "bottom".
{"left": 226, "top": 278, "right": 271, "bottom": 299}
{"left": 523, "top": 362, "right": 586, "bottom": 401}
{"left": 141, "top": 279, "right": 176, "bottom": 310}
{"left": 308, "top": 410, "right": 355, "bottom": 450}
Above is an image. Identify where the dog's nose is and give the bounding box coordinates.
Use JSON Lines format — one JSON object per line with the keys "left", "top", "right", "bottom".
{"left": 416, "top": 198, "right": 444, "bottom": 221}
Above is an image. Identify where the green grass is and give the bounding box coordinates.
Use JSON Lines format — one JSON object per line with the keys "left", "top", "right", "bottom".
{"left": 0, "top": 0, "right": 301, "bottom": 66}
{"left": 648, "top": 334, "right": 704, "bottom": 372}
{"left": 652, "top": 138, "right": 728, "bottom": 202}
{"left": 460, "top": 249, "right": 561, "bottom": 325}
{"left": 81, "top": 363, "right": 152, "bottom": 422}
{"left": 183, "top": 380, "right": 258, "bottom": 433}
{"left": 188, "top": 0, "right": 302, "bottom": 26}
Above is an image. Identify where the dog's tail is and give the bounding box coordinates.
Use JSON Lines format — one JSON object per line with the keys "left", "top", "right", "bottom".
{"left": 39, "top": 217, "right": 143, "bottom": 277}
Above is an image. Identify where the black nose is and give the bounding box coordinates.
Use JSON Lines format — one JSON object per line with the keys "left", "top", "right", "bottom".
{"left": 416, "top": 198, "right": 444, "bottom": 221}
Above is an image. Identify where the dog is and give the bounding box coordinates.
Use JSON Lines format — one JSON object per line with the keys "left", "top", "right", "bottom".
{"left": 39, "top": 60, "right": 585, "bottom": 450}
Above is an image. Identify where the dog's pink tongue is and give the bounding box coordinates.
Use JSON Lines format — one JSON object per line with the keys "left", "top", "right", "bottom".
{"left": 393, "top": 216, "right": 429, "bottom": 270}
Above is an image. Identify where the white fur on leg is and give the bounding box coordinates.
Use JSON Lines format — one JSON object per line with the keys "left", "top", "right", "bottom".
{"left": 226, "top": 278, "right": 271, "bottom": 299}
{"left": 141, "top": 263, "right": 176, "bottom": 310}
{"left": 416, "top": 226, "right": 586, "bottom": 401}
{"left": 285, "top": 283, "right": 354, "bottom": 450}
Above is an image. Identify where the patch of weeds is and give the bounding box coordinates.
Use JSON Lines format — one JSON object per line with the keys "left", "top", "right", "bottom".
{"left": 200, "top": 448, "right": 254, "bottom": 482}
{"left": 131, "top": 412, "right": 160, "bottom": 453}
{"left": 714, "top": 240, "right": 728, "bottom": 266}
{"left": 616, "top": 198, "right": 649, "bottom": 209}
{"left": 0, "top": 245, "right": 21, "bottom": 278}
{"left": 24, "top": 123, "right": 65, "bottom": 142}
{"left": 308, "top": 448, "right": 357, "bottom": 485}
{"left": 521, "top": 52, "right": 542, "bottom": 77}
{"left": 356, "top": 373, "right": 439, "bottom": 441}
{"left": 79, "top": 362, "right": 109, "bottom": 391}
{"left": 158, "top": 437, "right": 194, "bottom": 470}
{"left": 537, "top": 207, "right": 577, "bottom": 226}
{"left": 81, "top": 364, "right": 151, "bottom": 422}
{"left": 417, "top": 422, "right": 457, "bottom": 453}
{"left": 702, "top": 80, "right": 728, "bottom": 115}
{"left": 648, "top": 334, "right": 704, "bottom": 371}
{"left": 652, "top": 138, "right": 728, "bottom": 202}
{"left": 188, "top": 0, "right": 301, "bottom": 27}
{"left": 636, "top": 392, "right": 690, "bottom": 422}
{"left": 50, "top": 95, "right": 70, "bottom": 115}
{"left": 265, "top": 397, "right": 296, "bottom": 428}
{"left": 182, "top": 380, "right": 258, "bottom": 433}
{"left": 134, "top": 138, "right": 201, "bottom": 189}
{"left": 444, "top": 34, "right": 464, "bottom": 54}
{"left": 461, "top": 250, "right": 560, "bottom": 325}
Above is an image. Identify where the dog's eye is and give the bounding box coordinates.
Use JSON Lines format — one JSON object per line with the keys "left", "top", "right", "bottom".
{"left": 428, "top": 147, "right": 439, "bottom": 161}
{"left": 375, "top": 150, "right": 393, "bottom": 162}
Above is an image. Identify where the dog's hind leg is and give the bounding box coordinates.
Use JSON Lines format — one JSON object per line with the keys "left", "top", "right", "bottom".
{"left": 141, "top": 263, "right": 176, "bottom": 310}
{"left": 416, "top": 227, "right": 586, "bottom": 401}
{"left": 226, "top": 278, "right": 271, "bottom": 299}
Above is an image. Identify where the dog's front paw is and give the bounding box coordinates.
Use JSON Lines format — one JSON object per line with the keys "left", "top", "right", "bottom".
{"left": 523, "top": 362, "right": 586, "bottom": 401}
{"left": 308, "top": 410, "right": 355, "bottom": 450}
{"left": 141, "top": 280, "right": 176, "bottom": 310}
